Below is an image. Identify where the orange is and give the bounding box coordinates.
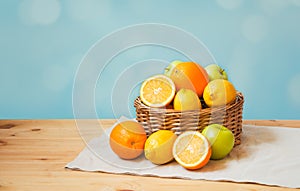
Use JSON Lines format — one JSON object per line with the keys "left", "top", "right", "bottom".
{"left": 109, "top": 121, "right": 147, "bottom": 160}
{"left": 173, "top": 131, "right": 211, "bottom": 170}
{"left": 140, "top": 74, "right": 176, "bottom": 107}
{"left": 203, "top": 79, "right": 237, "bottom": 107}
{"left": 164, "top": 61, "right": 209, "bottom": 96}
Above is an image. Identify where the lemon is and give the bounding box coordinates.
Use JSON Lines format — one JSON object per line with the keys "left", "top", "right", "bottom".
{"left": 173, "top": 88, "right": 201, "bottom": 111}
{"left": 144, "top": 130, "right": 177, "bottom": 165}
{"left": 203, "top": 79, "right": 237, "bottom": 107}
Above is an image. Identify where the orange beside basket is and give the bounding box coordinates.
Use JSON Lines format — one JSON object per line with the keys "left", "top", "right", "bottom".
{"left": 134, "top": 92, "right": 244, "bottom": 146}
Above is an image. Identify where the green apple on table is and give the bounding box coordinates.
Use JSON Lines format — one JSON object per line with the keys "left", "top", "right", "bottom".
{"left": 205, "top": 64, "right": 228, "bottom": 81}
{"left": 202, "top": 124, "right": 235, "bottom": 160}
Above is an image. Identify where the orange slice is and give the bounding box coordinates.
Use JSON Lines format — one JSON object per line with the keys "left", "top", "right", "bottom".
{"left": 173, "top": 131, "right": 211, "bottom": 170}
{"left": 140, "top": 74, "right": 176, "bottom": 107}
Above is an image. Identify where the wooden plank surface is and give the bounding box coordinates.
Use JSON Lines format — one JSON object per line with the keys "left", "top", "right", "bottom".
{"left": 0, "top": 119, "right": 299, "bottom": 191}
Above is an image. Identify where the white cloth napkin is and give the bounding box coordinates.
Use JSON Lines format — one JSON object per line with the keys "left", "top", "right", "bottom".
{"left": 66, "top": 117, "right": 300, "bottom": 188}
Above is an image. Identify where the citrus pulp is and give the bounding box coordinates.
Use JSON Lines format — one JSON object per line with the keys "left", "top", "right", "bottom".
{"left": 140, "top": 74, "right": 175, "bottom": 107}
{"left": 173, "top": 131, "right": 211, "bottom": 170}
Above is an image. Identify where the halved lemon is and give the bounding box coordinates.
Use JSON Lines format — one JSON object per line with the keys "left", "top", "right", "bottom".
{"left": 173, "top": 131, "right": 211, "bottom": 170}
{"left": 140, "top": 74, "right": 176, "bottom": 107}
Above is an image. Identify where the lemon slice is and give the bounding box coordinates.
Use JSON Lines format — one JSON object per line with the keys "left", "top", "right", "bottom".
{"left": 140, "top": 74, "right": 176, "bottom": 107}
{"left": 173, "top": 131, "right": 211, "bottom": 170}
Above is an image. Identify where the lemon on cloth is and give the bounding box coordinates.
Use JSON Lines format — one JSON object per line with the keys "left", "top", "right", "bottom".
{"left": 203, "top": 79, "right": 237, "bottom": 107}
{"left": 172, "top": 131, "right": 211, "bottom": 170}
{"left": 144, "top": 130, "right": 177, "bottom": 165}
{"left": 173, "top": 88, "right": 201, "bottom": 111}
{"left": 140, "top": 74, "right": 176, "bottom": 108}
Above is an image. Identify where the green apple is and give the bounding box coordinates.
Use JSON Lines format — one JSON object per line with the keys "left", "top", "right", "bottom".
{"left": 204, "top": 64, "right": 228, "bottom": 81}
{"left": 164, "top": 60, "right": 182, "bottom": 76}
{"left": 201, "top": 124, "right": 234, "bottom": 160}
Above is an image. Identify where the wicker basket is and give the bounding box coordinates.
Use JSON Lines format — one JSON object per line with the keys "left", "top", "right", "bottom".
{"left": 134, "top": 92, "right": 244, "bottom": 146}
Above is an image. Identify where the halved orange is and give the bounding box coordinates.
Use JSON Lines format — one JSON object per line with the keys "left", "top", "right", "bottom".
{"left": 173, "top": 131, "right": 211, "bottom": 170}
{"left": 140, "top": 74, "right": 176, "bottom": 107}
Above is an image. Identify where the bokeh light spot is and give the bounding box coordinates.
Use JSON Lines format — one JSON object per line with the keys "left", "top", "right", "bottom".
{"left": 242, "top": 15, "right": 268, "bottom": 43}
{"left": 215, "top": 0, "right": 243, "bottom": 10}
{"left": 66, "top": 0, "right": 110, "bottom": 22}
{"left": 18, "top": 0, "right": 61, "bottom": 25}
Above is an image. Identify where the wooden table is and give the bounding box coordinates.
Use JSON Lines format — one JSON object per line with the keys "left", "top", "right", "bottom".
{"left": 0, "top": 119, "right": 299, "bottom": 191}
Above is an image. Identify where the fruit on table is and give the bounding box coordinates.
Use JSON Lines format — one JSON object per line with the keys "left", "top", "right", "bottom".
{"left": 203, "top": 79, "right": 237, "bottom": 107}
{"left": 140, "top": 74, "right": 175, "bottom": 107}
{"left": 202, "top": 124, "right": 235, "bottom": 160}
{"left": 109, "top": 121, "right": 147, "bottom": 159}
{"left": 144, "top": 130, "right": 177, "bottom": 165}
{"left": 205, "top": 64, "right": 228, "bottom": 81}
{"left": 164, "top": 61, "right": 209, "bottom": 97}
{"left": 172, "top": 131, "right": 211, "bottom": 170}
{"left": 173, "top": 88, "right": 201, "bottom": 111}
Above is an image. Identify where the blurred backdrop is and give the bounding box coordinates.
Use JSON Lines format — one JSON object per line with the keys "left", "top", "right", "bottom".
{"left": 1, "top": 0, "right": 300, "bottom": 119}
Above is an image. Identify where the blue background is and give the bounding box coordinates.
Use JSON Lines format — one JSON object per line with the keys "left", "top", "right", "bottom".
{"left": 1, "top": 0, "right": 300, "bottom": 119}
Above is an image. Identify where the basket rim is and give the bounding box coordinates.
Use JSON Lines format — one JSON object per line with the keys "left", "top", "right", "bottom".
{"left": 134, "top": 92, "right": 244, "bottom": 114}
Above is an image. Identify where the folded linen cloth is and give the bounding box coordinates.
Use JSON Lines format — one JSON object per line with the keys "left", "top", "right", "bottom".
{"left": 66, "top": 117, "right": 300, "bottom": 188}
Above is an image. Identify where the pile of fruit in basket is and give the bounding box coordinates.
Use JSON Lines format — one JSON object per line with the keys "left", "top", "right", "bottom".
{"left": 109, "top": 61, "right": 238, "bottom": 170}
